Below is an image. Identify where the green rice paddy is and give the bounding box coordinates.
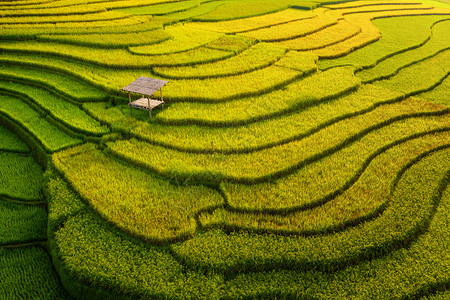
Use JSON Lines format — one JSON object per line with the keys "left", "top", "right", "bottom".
{"left": 1, "top": 0, "right": 449, "bottom": 298}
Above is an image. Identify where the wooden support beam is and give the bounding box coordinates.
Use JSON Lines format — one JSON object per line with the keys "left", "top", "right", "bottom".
{"left": 161, "top": 87, "right": 164, "bottom": 109}
{"left": 128, "top": 92, "right": 133, "bottom": 117}
{"left": 147, "top": 96, "right": 152, "bottom": 120}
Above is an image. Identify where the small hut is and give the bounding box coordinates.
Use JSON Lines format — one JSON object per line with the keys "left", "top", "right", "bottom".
{"left": 121, "top": 76, "right": 168, "bottom": 120}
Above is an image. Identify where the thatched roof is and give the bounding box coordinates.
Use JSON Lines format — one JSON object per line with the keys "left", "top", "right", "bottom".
{"left": 121, "top": 76, "right": 168, "bottom": 96}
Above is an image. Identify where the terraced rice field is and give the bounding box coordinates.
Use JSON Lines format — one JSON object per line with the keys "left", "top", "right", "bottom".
{"left": 1, "top": 0, "right": 449, "bottom": 298}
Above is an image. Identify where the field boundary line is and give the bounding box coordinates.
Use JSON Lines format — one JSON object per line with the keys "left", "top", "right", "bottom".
{"left": 363, "top": 48, "right": 450, "bottom": 84}
{"left": 0, "top": 239, "right": 48, "bottom": 249}
{"left": 0, "top": 195, "right": 46, "bottom": 205}
{"left": 0, "top": 58, "right": 113, "bottom": 97}
{"left": 0, "top": 86, "right": 105, "bottom": 138}
{"left": 0, "top": 113, "right": 49, "bottom": 168}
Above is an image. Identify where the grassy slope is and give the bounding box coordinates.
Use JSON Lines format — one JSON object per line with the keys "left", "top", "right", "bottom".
{"left": 0, "top": 0, "right": 449, "bottom": 299}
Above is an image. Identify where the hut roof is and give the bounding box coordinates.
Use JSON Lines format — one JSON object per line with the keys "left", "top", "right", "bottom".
{"left": 121, "top": 76, "right": 168, "bottom": 96}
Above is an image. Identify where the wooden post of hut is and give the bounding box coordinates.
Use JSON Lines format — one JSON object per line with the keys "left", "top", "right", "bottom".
{"left": 120, "top": 77, "right": 168, "bottom": 120}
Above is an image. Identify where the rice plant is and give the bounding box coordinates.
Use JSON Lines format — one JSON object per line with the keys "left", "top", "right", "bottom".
{"left": 0, "top": 125, "right": 29, "bottom": 153}
{"left": 0, "top": 94, "right": 82, "bottom": 152}
{"left": 0, "top": 152, "right": 44, "bottom": 201}
{"left": 240, "top": 9, "right": 338, "bottom": 41}
{"left": 274, "top": 19, "right": 361, "bottom": 50}
{"left": 223, "top": 152, "right": 450, "bottom": 299}
{"left": 0, "top": 201, "right": 47, "bottom": 245}
{"left": 0, "top": 11, "right": 135, "bottom": 26}
{"left": 115, "top": 0, "right": 200, "bottom": 16}
{"left": 418, "top": 74, "right": 450, "bottom": 106}
{"left": 0, "top": 40, "right": 233, "bottom": 68}
{"left": 0, "top": 52, "right": 150, "bottom": 93}
{"left": 0, "top": 15, "right": 159, "bottom": 38}
{"left": 0, "top": 247, "right": 71, "bottom": 299}
{"left": 162, "top": 63, "right": 302, "bottom": 102}
{"left": 52, "top": 209, "right": 224, "bottom": 299}
{"left": 108, "top": 110, "right": 449, "bottom": 186}
{"left": 312, "top": 6, "right": 450, "bottom": 58}
{"left": 156, "top": 66, "right": 356, "bottom": 126}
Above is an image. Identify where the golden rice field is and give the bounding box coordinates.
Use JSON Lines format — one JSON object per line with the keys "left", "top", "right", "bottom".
{"left": 0, "top": 0, "right": 449, "bottom": 298}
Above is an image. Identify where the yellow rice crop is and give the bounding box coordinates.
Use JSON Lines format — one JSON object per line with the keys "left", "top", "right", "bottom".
{"left": 0, "top": 0, "right": 54, "bottom": 7}
{"left": 38, "top": 29, "right": 170, "bottom": 48}
{"left": 221, "top": 114, "right": 450, "bottom": 210}
{"left": 12, "top": 0, "right": 176, "bottom": 10}
{"left": 0, "top": 41, "right": 232, "bottom": 68}
{"left": 52, "top": 143, "right": 223, "bottom": 241}
{"left": 0, "top": 6, "right": 103, "bottom": 16}
{"left": 153, "top": 42, "right": 286, "bottom": 79}
{"left": 335, "top": 3, "right": 433, "bottom": 14}
{"left": 0, "top": 14, "right": 150, "bottom": 28}
{"left": 0, "top": 11, "right": 133, "bottom": 25}
{"left": 323, "top": 0, "right": 420, "bottom": 9}
{"left": 239, "top": 8, "right": 337, "bottom": 42}
{"left": 129, "top": 24, "right": 224, "bottom": 55}
{"left": 156, "top": 66, "right": 355, "bottom": 125}
{"left": 185, "top": 8, "right": 316, "bottom": 33}
{"left": 163, "top": 63, "right": 301, "bottom": 101}
{"left": 274, "top": 19, "right": 361, "bottom": 50}
{"left": 107, "top": 99, "right": 448, "bottom": 183}
{"left": 311, "top": 15, "right": 380, "bottom": 58}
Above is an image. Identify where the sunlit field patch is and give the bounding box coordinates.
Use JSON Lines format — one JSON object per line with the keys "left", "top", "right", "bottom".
{"left": 202, "top": 131, "right": 450, "bottom": 233}
{"left": 186, "top": 8, "right": 316, "bottom": 33}
{"left": 273, "top": 19, "right": 362, "bottom": 50}
{"left": 38, "top": 29, "right": 171, "bottom": 48}
{"left": 107, "top": 102, "right": 449, "bottom": 184}
{"left": 52, "top": 143, "right": 223, "bottom": 242}
{"left": 153, "top": 42, "right": 286, "bottom": 79}
{"left": 128, "top": 24, "right": 224, "bottom": 55}
{"left": 191, "top": 0, "right": 318, "bottom": 22}
{"left": 0, "top": 40, "right": 234, "bottom": 67}
{"left": 239, "top": 9, "right": 338, "bottom": 41}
